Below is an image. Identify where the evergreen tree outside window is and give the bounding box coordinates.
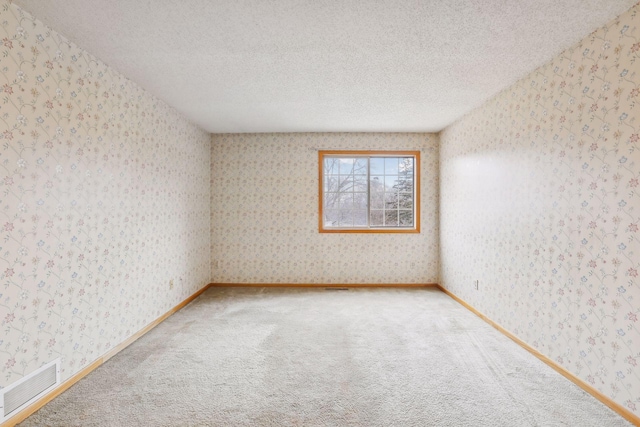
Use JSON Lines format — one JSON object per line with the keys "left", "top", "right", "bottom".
{"left": 319, "top": 151, "right": 420, "bottom": 233}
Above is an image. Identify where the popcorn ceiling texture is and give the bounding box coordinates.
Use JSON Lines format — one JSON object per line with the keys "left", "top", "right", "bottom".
{"left": 210, "top": 133, "right": 439, "bottom": 284}
{"left": 0, "top": 1, "right": 211, "bottom": 389}
{"left": 12, "top": 0, "right": 639, "bottom": 133}
{"left": 440, "top": 4, "right": 640, "bottom": 417}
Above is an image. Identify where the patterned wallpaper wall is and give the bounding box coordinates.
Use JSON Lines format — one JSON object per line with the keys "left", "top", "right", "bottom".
{"left": 440, "top": 4, "right": 640, "bottom": 416}
{"left": 211, "top": 133, "right": 439, "bottom": 284}
{"left": 0, "top": 1, "right": 211, "bottom": 390}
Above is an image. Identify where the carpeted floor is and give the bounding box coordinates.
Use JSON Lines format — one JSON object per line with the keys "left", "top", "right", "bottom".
{"left": 19, "top": 287, "right": 632, "bottom": 426}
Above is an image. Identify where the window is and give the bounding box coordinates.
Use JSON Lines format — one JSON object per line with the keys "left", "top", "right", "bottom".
{"left": 319, "top": 151, "right": 420, "bottom": 233}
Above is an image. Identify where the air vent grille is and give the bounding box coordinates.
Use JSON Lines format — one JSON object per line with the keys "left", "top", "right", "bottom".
{"left": 1, "top": 359, "right": 60, "bottom": 421}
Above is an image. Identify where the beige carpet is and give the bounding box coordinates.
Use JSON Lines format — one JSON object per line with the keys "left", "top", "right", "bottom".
{"left": 19, "top": 287, "right": 632, "bottom": 426}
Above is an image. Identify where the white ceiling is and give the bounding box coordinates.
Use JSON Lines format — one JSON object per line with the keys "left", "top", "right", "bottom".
{"left": 14, "top": 0, "right": 638, "bottom": 134}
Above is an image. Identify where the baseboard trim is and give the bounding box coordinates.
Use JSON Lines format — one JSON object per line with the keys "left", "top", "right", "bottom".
{"left": 2, "top": 283, "right": 212, "bottom": 427}
{"left": 103, "top": 284, "right": 211, "bottom": 362}
{"left": 436, "top": 284, "right": 640, "bottom": 426}
{"left": 208, "top": 282, "right": 439, "bottom": 288}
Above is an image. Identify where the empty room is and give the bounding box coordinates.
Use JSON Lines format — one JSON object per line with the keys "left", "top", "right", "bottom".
{"left": 0, "top": 0, "right": 639, "bottom": 426}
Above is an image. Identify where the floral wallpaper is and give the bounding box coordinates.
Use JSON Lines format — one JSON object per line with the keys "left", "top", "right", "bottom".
{"left": 0, "top": 0, "right": 211, "bottom": 392}
{"left": 440, "top": 3, "right": 640, "bottom": 417}
{"left": 210, "top": 133, "right": 439, "bottom": 284}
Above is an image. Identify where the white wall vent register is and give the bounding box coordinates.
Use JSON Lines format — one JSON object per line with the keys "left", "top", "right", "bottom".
{"left": 0, "top": 358, "right": 60, "bottom": 422}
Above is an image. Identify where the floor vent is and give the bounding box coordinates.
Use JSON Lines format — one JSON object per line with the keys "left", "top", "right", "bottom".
{"left": 1, "top": 358, "right": 60, "bottom": 422}
{"left": 325, "top": 287, "right": 349, "bottom": 291}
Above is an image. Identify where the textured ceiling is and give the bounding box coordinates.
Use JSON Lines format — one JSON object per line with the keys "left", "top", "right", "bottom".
{"left": 13, "top": 0, "right": 638, "bottom": 133}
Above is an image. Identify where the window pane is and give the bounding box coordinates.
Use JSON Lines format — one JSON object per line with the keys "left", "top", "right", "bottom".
{"left": 370, "top": 209, "right": 384, "bottom": 226}
{"left": 385, "top": 175, "right": 398, "bottom": 190}
{"left": 338, "top": 175, "right": 353, "bottom": 190}
{"left": 370, "top": 175, "right": 384, "bottom": 186}
{"left": 339, "top": 193, "right": 354, "bottom": 209}
{"left": 353, "top": 192, "right": 368, "bottom": 210}
{"left": 384, "top": 210, "right": 398, "bottom": 226}
{"left": 384, "top": 192, "right": 398, "bottom": 207}
{"left": 399, "top": 158, "right": 413, "bottom": 173}
{"left": 370, "top": 185, "right": 384, "bottom": 208}
{"left": 370, "top": 158, "right": 384, "bottom": 174}
{"left": 353, "top": 210, "right": 367, "bottom": 226}
{"left": 338, "top": 158, "right": 356, "bottom": 174}
{"left": 398, "top": 178, "right": 413, "bottom": 193}
{"left": 399, "top": 195, "right": 413, "bottom": 209}
{"left": 354, "top": 158, "right": 368, "bottom": 174}
{"left": 399, "top": 210, "right": 413, "bottom": 226}
{"left": 384, "top": 158, "right": 399, "bottom": 174}
{"left": 353, "top": 176, "right": 368, "bottom": 192}
{"left": 325, "top": 176, "right": 339, "bottom": 192}
{"left": 370, "top": 198, "right": 384, "bottom": 209}
{"left": 338, "top": 211, "right": 353, "bottom": 227}
{"left": 324, "top": 210, "right": 339, "bottom": 226}
{"left": 324, "top": 158, "right": 338, "bottom": 175}
{"left": 324, "top": 192, "right": 340, "bottom": 209}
